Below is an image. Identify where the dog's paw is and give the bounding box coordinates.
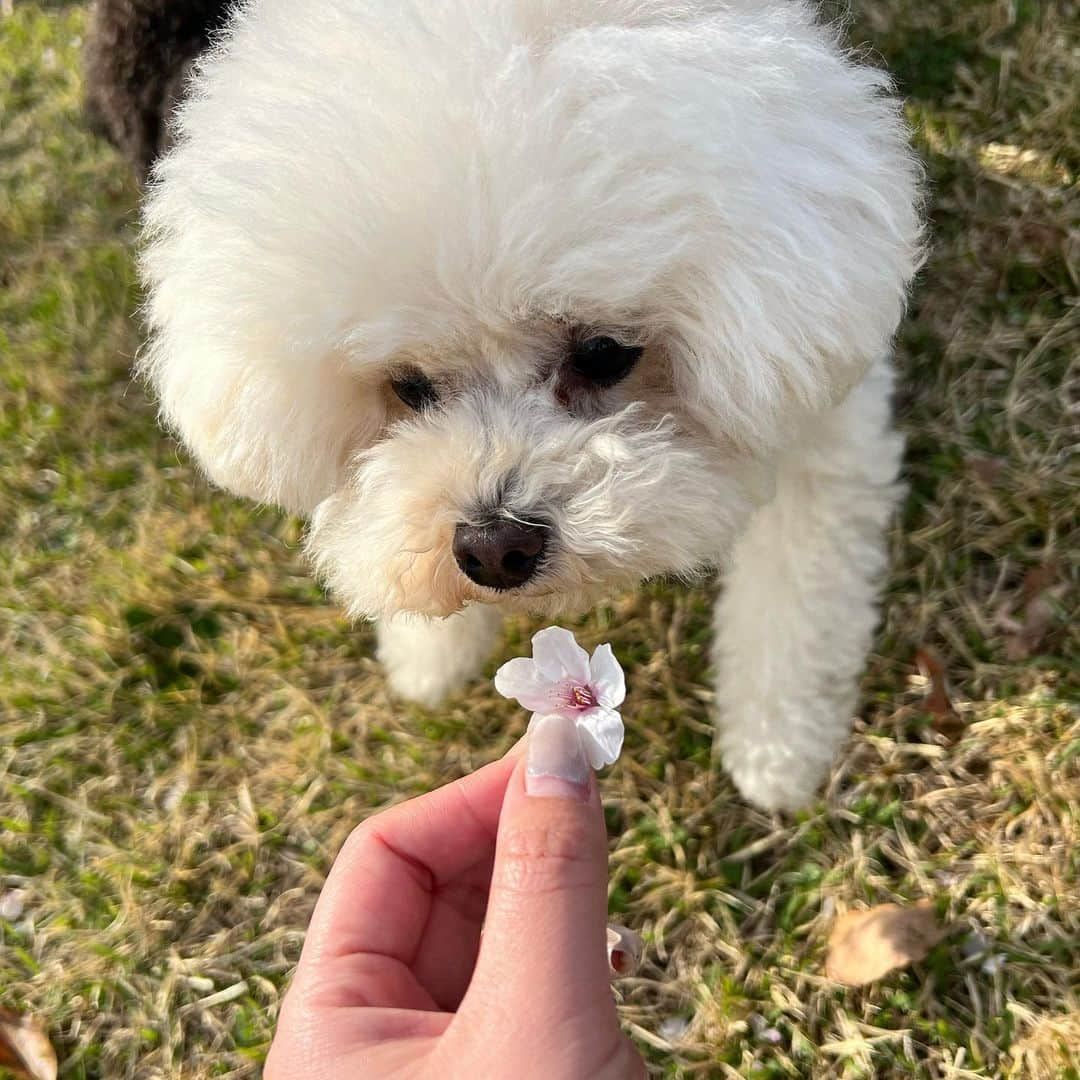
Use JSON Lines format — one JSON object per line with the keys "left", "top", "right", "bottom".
{"left": 714, "top": 708, "right": 836, "bottom": 813}
{"left": 725, "top": 756, "right": 821, "bottom": 814}
{"left": 382, "top": 656, "right": 474, "bottom": 708}
{"left": 377, "top": 607, "right": 503, "bottom": 708}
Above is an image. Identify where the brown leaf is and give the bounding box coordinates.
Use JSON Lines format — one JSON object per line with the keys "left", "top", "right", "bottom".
{"left": 1004, "top": 564, "right": 1067, "bottom": 661}
{"left": 825, "top": 900, "right": 944, "bottom": 986}
{"left": 0, "top": 1009, "right": 58, "bottom": 1080}
{"left": 607, "top": 923, "right": 643, "bottom": 979}
{"left": 914, "top": 648, "right": 964, "bottom": 742}
{"left": 965, "top": 455, "right": 1006, "bottom": 485}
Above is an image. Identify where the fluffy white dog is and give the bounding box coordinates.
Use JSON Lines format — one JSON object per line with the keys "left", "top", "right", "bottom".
{"left": 140, "top": 0, "right": 922, "bottom": 811}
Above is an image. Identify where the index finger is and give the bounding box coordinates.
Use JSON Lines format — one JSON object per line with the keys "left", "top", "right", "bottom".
{"left": 301, "top": 753, "right": 517, "bottom": 972}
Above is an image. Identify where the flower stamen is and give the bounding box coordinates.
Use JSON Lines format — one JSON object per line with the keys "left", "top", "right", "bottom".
{"left": 567, "top": 684, "right": 598, "bottom": 710}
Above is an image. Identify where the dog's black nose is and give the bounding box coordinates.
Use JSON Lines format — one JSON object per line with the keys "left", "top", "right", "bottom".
{"left": 453, "top": 520, "right": 546, "bottom": 590}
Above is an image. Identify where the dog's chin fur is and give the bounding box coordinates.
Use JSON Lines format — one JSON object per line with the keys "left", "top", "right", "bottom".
{"left": 137, "top": 0, "right": 923, "bottom": 809}
{"left": 307, "top": 394, "right": 757, "bottom": 619}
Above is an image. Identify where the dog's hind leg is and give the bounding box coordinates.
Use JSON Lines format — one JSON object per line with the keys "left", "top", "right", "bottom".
{"left": 710, "top": 362, "right": 904, "bottom": 812}
{"left": 377, "top": 605, "right": 504, "bottom": 708}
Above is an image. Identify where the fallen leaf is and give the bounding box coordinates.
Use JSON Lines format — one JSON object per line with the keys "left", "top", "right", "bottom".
{"left": 606, "top": 923, "right": 643, "bottom": 978}
{"left": 749, "top": 1014, "right": 783, "bottom": 1045}
{"left": 825, "top": 900, "right": 944, "bottom": 986}
{"left": 978, "top": 142, "right": 1073, "bottom": 186}
{"left": 1004, "top": 564, "right": 1067, "bottom": 660}
{"left": 657, "top": 1016, "right": 690, "bottom": 1042}
{"left": 0, "top": 890, "right": 26, "bottom": 921}
{"left": 914, "top": 648, "right": 964, "bottom": 742}
{"left": 0, "top": 1009, "right": 58, "bottom": 1080}
{"left": 965, "top": 455, "right": 1006, "bottom": 484}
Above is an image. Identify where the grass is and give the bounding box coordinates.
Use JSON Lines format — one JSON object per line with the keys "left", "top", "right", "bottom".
{"left": 0, "top": 1, "right": 1077, "bottom": 1076}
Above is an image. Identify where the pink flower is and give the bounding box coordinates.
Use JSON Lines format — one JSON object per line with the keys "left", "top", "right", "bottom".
{"left": 494, "top": 626, "right": 626, "bottom": 769}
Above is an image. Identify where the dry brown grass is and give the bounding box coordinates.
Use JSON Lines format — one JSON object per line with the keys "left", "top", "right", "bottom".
{"left": 1, "top": 1, "right": 1077, "bottom": 1077}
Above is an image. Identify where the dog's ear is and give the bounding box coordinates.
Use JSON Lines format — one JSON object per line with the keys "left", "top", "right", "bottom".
{"left": 137, "top": 43, "right": 393, "bottom": 516}
{"left": 137, "top": 318, "right": 383, "bottom": 514}
{"left": 140, "top": 183, "right": 385, "bottom": 515}
{"left": 664, "top": 136, "right": 923, "bottom": 456}
{"left": 668, "top": 282, "right": 902, "bottom": 458}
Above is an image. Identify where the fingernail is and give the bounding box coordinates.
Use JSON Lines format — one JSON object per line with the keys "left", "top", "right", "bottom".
{"left": 525, "top": 714, "right": 590, "bottom": 800}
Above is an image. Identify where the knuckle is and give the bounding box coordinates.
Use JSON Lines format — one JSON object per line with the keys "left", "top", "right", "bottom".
{"left": 496, "top": 819, "right": 602, "bottom": 894}
{"left": 501, "top": 818, "right": 592, "bottom": 860}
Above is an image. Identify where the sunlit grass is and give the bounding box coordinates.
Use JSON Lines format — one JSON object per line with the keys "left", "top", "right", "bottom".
{"left": 1, "top": 2, "right": 1076, "bottom": 1077}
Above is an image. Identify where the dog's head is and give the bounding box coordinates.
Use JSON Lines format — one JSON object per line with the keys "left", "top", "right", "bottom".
{"left": 140, "top": 0, "right": 920, "bottom": 618}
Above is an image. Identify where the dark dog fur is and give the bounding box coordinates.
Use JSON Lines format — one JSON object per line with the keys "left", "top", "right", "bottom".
{"left": 83, "top": 0, "right": 232, "bottom": 181}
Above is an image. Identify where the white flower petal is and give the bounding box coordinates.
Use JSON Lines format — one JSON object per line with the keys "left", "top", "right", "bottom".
{"left": 575, "top": 706, "right": 624, "bottom": 769}
{"left": 531, "top": 626, "right": 591, "bottom": 684}
{"left": 589, "top": 643, "right": 626, "bottom": 708}
{"left": 493, "top": 656, "right": 559, "bottom": 713}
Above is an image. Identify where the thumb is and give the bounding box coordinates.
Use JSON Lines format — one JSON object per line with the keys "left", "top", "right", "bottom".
{"left": 455, "top": 713, "right": 622, "bottom": 1050}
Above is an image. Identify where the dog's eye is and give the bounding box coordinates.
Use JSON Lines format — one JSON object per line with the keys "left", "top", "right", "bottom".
{"left": 391, "top": 369, "right": 439, "bottom": 411}
{"left": 570, "top": 336, "right": 643, "bottom": 387}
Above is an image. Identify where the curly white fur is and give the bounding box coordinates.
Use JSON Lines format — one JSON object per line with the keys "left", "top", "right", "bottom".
{"left": 139, "top": 0, "right": 922, "bottom": 810}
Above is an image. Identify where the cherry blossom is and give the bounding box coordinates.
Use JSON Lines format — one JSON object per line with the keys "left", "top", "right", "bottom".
{"left": 495, "top": 626, "right": 625, "bottom": 769}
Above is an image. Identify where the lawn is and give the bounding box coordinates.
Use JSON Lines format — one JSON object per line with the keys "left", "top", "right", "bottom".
{"left": 0, "top": 1, "right": 1077, "bottom": 1077}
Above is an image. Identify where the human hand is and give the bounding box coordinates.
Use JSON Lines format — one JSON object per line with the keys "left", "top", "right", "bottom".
{"left": 265, "top": 713, "right": 646, "bottom": 1079}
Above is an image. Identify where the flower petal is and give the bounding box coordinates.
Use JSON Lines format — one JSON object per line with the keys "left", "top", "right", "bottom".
{"left": 575, "top": 706, "right": 624, "bottom": 769}
{"left": 531, "top": 626, "right": 591, "bottom": 685}
{"left": 589, "top": 643, "right": 626, "bottom": 708}
{"left": 493, "top": 656, "right": 559, "bottom": 713}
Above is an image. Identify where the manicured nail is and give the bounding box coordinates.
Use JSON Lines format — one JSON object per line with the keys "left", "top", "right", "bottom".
{"left": 525, "top": 714, "right": 590, "bottom": 800}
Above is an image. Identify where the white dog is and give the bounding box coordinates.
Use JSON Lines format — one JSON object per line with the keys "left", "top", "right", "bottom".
{"left": 139, "top": 0, "right": 922, "bottom": 811}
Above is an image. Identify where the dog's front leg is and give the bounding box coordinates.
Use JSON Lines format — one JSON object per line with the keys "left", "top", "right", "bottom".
{"left": 711, "top": 363, "right": 904, "bottom": 812}
{"left": 377, "top": 605, "right": 504, "bottom": 708}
